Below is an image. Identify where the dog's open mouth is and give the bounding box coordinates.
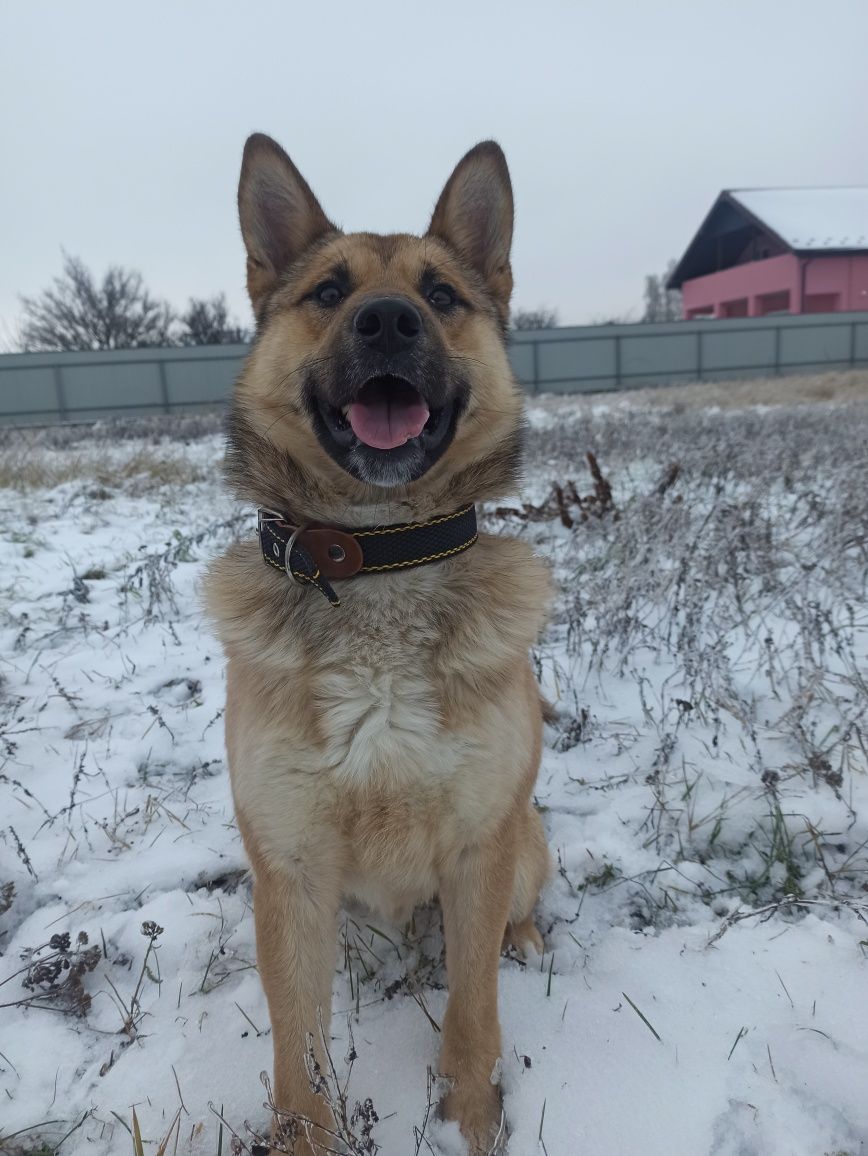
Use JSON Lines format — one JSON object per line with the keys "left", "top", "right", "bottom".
{"left": 320, "top": 375, "right": 454, "bottom": 453}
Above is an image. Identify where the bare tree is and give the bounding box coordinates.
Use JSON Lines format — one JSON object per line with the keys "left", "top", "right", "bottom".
{"left": 511, "top": 307, "right": 559, "bottom": 330}
{"left": 20, "top": 254, "right": 176, "bottom": 351}
{"left": 590, "top": 311, "right": 637, "bottom": 325}
{"left": 178, "top": 294, "right": 250, "bottom": 346}
{"left": 642, "top": 259, "right": 682, "bottom": 322}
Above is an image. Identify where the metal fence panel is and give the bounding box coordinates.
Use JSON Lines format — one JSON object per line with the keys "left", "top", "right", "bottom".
{"left": 620, "top": 331, "right": 696, "bottom": 379}
{"left": 699, "top": 326, "right": 776, "bottom": 373}
{"left": 538, "top": 336, "right": 616, "bottom": 389}
{"left": 779, "top": 322, "right": 853, "bottom": 368}
{"left": 61, "top": 361, "right": 164, "bottom": 412}
{"left": 0, "top": 365, "right": 58, "bottom": 416}
{"left": 506, "top": 342, "right": 535, "bottom": 387}
{"left": 164, "top": 355, "right": 246, "bottom": 406}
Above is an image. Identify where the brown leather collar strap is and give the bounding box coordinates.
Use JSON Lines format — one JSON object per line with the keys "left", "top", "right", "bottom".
{"left": 257, "top": 504, "right": 478, "bottom": 608}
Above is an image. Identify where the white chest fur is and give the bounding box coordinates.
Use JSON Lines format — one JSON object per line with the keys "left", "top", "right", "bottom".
{"left": 317, "top": 664, "right": 457, "bottom": 784}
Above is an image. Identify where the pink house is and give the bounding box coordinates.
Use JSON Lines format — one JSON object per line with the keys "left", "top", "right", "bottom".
{"left": 668, "top": 188, "right": 868, "bottom": 319}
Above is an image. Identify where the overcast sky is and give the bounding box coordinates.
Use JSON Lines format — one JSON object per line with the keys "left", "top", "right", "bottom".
{"left": 2, "top": 0, "right": 867, "bottom": 344}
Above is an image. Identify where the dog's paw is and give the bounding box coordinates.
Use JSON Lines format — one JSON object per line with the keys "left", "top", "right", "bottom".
{"left": 442, "top": 1079, "right": 505, "bottom": 1155}
{"left": 504, "top": 914, "right": 544, "bottom": 959}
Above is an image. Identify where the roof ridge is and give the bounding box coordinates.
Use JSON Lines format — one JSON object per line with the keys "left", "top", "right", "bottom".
{"left": 728, "top": 185, "right": 868, "bottom": 194}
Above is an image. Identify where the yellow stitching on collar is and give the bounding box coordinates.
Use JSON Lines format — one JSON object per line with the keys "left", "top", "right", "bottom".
{"left": 290, "top": 568, "right": 341, "bottom": 606}
{"left": 353, "top": 504, "right": 473, "bottom": 538}
{"left": 358, "top": 535, "right": 477, "bottom": 572}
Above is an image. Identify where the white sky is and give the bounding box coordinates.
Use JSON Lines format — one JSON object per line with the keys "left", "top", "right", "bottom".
{"left": 2, "top": 0, "right": 867, "bottom": 344}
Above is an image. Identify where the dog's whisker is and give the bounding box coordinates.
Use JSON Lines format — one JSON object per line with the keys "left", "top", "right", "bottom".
{"left": 262, "top": 354, "right": 337, "bottom": 399}
{"left": 446, "top": 353, "right": 497, "bottom": 373}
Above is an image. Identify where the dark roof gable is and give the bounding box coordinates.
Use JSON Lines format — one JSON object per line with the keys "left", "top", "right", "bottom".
{"left": 667, "top": 192, "right": 788, "bottom": 289}
{"left": 668, "top": 187, "right": 868, "bottom": 289}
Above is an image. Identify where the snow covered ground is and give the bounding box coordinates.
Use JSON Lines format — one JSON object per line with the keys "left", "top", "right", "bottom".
{"left": 1, "top": 377, "right": 867, "bottom": 1156}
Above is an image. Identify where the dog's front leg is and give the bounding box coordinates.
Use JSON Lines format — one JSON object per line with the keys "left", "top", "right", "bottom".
{"left": 438, "top": 822, "right": 515, "bottom": 1153}
{"left": 252, "top": 851, "right": 342, "bottom": 1155}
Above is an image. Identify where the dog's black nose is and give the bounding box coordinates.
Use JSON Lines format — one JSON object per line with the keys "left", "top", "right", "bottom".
{"left": 353, "top": 297, "right": 421, "bottom": 355}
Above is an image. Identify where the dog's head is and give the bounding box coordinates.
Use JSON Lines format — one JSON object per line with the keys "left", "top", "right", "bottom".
{"left": 227, "top": 133, "right": 525, "bottom": 522}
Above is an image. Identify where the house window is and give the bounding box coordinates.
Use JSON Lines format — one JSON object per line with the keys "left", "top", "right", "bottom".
{"left": 756, "top": 291, "right": 790, "bottom": 316}
{"left": 803, "top": 293, "right": 840, "bottom": 314}
{"left": 721, "top": 298, "right": 748, "bottom": 318}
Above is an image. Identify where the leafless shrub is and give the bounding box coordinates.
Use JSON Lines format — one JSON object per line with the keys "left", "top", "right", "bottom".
{"left": 179, "top": 294, "right": 250, "bottom": 346}
{"left": 511, "top": 307, "right": 558, "bottom": 330}
{"left": 120, "top": 512, "right": 246, "bottom": 620}
{"left": 494, "top": 452, "right": 617, "bottom": 527}
{"left": 0, "top": 930, "right": 101, "bottom": 1017}
{"left": 213, "top": 1014, "right": 381, "bottom": 1155}
{"left": 20, "top": 253, "right": 175, "bottom": 352}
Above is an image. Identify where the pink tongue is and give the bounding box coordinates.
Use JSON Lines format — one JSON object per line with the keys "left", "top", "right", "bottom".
{"left": 348, "top": 392, "right": 430, "bottom": 450}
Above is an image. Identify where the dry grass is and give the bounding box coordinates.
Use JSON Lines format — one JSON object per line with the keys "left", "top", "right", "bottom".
{"left": 0, "top": 411, "right": 224, "bottom": 451}
{"left": 0, "top": 411, "right": 224, "bottom": 492}
{"left": 630, "top": 367, "right": 868, "bottom": 408}
{"left": 0, "top": 444, "right": 213, "bottom": 492}
{"left": 526, "top": 368, "right": 868, "bottom": 416}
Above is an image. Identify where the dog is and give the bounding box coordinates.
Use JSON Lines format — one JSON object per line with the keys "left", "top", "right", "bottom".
{"left": 205, "top": 132, "right": 552, "bottom": 1154}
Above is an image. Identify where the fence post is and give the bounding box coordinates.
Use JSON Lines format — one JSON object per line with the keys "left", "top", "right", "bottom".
{"left": 157, "top": 357, "right": 171, "bottom": 414}
{"left": 614, "top": 333, "right": 621, "bottom": 387}
{"left": 53, "top": 365, "right": 67, "bottom": 423}
{"left": 773, "top": 324, "right": 782, "bottom": 376}
{"left": 696, "top": 330, "right": 703, "bottom": 381}
{"left": 850, "top": 320, "right": 857, "bottom": 368}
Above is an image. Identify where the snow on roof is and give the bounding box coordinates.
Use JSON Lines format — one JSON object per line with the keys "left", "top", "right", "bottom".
{"left": 730, "top": 187, "right": 868, "bottom": 250}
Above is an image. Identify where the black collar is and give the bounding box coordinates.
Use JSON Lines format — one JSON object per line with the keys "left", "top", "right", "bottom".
{"left": 257, "top": 504, "right": 478, "bottom": 607}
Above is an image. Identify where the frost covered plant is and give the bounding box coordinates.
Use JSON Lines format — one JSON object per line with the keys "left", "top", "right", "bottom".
{"left": 0, "top": 930, "right": 101, "bottom": 1017}
{"left": 102, "top": 921, "right": 164, "bottom": 1040}
{"left": 496, "top": 396, "right": 868, "bottom": 922}
{"left": 213, "top": 1014, "right": 381, "bottom": 1155}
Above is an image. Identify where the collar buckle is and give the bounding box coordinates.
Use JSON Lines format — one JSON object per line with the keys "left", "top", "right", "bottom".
{"left": 284, "top": 523, "right": 311, "bottom": 587}
{"left": 257, "top": 507, "right": 286, "bottom": 534}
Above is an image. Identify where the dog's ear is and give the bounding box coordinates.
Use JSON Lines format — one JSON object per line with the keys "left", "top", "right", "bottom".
{"left": 238, "top": 133, "right": 337, "bottom": 315}
{"left": 426, "top": 141, "right": 514, "bottom": 318}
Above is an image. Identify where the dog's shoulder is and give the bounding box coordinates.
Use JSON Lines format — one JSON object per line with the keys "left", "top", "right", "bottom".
{"left": 440, "top": 530, "right": 552, "bottom": 642}
{"left": 423, "top": 531, "right": 550, "bottom": 693}
{"left": 203, "top": 539, "right": 304, "bottom": 667}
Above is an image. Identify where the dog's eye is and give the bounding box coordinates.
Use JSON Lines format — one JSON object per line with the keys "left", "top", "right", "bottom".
{"left": 315, "top": 281, "right": 343, "bottom": 307}
{"left": 428, "top": 283, "right": 456, "bottom": 310}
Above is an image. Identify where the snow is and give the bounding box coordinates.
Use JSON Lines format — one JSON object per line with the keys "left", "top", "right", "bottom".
{"left": 0, "top": 391, "right": 867, "bottom": 1156}
{"left": 731, "top": 187, "right": 868, "bottom": 250}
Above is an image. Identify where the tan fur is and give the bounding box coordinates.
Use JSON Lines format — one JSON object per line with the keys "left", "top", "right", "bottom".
{"left": 205, "top": 134, "right": 552, "bottom": 1154}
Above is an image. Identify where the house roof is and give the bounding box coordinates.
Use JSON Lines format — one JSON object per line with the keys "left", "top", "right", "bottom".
{"left": 667, "top": 187, "right": 868, "bottom": 288}
{"left": 731, "top": 188, "right": 868, "bottom": 250}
